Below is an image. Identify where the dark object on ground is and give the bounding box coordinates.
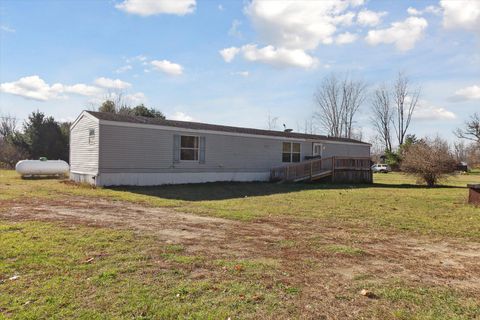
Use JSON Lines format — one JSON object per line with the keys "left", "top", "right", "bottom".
{"left": 456, "top": 162, "right": 468, "bottom": 172}
{"left": 360, "top": 289, "right": 378, "bottom": 299}
{"left": 467, "top": 184, "right": 480, "bottom": 206}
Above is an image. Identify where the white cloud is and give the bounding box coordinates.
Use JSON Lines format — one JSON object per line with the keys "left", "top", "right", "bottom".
{"left": 228, "top": 19, "right": 242, "bottom": 38}
{"left": 88, "top": 91, "right": 146, "bottom": 106}
{"left": 219, "top": 47, "right": 240, "bottom": 62}
{"left": 231, "top": 71, "right": 250, "bottom": 77}
{"left": 335, "top": 32, "right": 358, "bottom": 45}
{"left": 241, "top": 44, "right": 318, "bottom": 69}
{"left": 0, "top": 76, "right": 64, "bottom": 101}
{"left": 0, "top": 75, "right": 102, "bottom": 101}
{"left": 126, "top": 55, "right": 147, "bottom": 63}
{"left": 245, "top": 0, "right": 363, "bottom": 50}
{"left": 115, "top": 0, "right": 196, "bottom": 16}
{"left": 440, "top": 0, "right": 480, "bottom": 31}
{"left": 413, "top": 100, "right": 456, "bottom": 121}
{"left": 414, "top": 107, "right": 456, "bottom": 121}
{"left": 222, "top": 0, "right": 374, "bottom": 69}
{"left": 408, "top": 5, "right": 443, "bottom": 16}
{"left": 350, "top": 0, "right": 365, "bottom": 6}
{"left": 170, "top": 111, "right": 195, "bottom": 121}
{"left": 150, "top": 60, "right": 183, "bottom": 75}
{"left": 357, "top": 9, "right": 387, "bottom": 26}
{"left": 94, "top": 77, "right": 131, "bottom": 89}
{"left": 220, "top": 44, "right": 318, "bottom": 69}
{"left": 332, "top": 12, "right": 356, "bottom": 26}
{"left": 454, "top": 85, "right": 480, "bottom": 100}
{"left": 64, "top": 84, "right": 103, "bottom": 96}
{"left": 218, "top": 4, "right": 224, "bottom": 11}
{"left": 115, "top": 65, "right": 133, "bottom": 74}
{"left": 365, "top": 16, "right": 428, "bottom": 51}
{"left": 124, "top": 92, "right": 146, "bottom": 105}
{"left": 0, "top": 25, "right": 15, "bottom": 33}
{"left": 407, "top": 7, "right": 422, "bottom": 16}
{"left": 424, "top": 6, "right": 442, "bottom": 15}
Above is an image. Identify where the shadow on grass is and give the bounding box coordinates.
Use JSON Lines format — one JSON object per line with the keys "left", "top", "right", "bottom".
{"left": 21, "top": 175, "right": 67, "bottom": 181}
{"left": 107, "top": 180, "right": 465, "bottom": 202}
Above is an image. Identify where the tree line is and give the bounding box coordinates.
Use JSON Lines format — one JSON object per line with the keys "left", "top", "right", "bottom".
{"left": 0, "top": 112, "right": 69, "bottom": 168}
{"left": 309, "top": 71, "right": 479, "bottom": 186}
{"left": 0, "top": 100, "right": 165, "bottom": 168}
{"left": 311, "top": 72, "right": 420, "bottom": 146}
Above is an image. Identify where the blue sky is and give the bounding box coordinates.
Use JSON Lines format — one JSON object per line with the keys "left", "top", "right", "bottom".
{"left": 0, "top": 0, "right": 479, "bottom": 146}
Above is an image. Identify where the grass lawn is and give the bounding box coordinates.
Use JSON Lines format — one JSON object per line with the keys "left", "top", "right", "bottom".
{"left": 1, "top": 169, "right": 479, "bottom": 239}
{"left": 0, "top": 222, "right": 285, "bottom": 319}
{"left": 1, "top": 169, "right": 479, "bottom": 319}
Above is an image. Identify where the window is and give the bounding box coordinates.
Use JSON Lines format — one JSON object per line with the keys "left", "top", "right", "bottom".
{"left": 180, "top": 135, "right": 199, "bottom": 161}
{"left": 88, "top": 128, "right": 95, "bottom": 145}
{"left": 282, "top": 142, "right": 301, "bottom": 163}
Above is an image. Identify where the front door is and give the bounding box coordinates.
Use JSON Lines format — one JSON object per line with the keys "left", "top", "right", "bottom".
{"left": 313, "top": 143, "right": 323, "bottom": 157}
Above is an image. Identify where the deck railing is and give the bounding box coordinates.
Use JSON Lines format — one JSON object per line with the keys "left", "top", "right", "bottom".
{"left": 270, "top": 157, "right": 333, "bottom": 182}
{"left": 333, "top": 157, "right": 372, "bottom": 170}
{"left": 270, "top": 156, "right": 372, "bottom": 182}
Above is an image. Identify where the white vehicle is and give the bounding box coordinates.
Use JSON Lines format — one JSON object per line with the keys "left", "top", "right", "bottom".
{"left": 371, "top": 163, "right": 391, "bottom": 173}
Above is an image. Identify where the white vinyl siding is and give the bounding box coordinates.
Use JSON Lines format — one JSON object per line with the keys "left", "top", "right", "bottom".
{"left": 99, "top": 124, "right": 306, "bottom": 172}
{"left": 70, "top": 115, "right": 99, "bottom": 173}
{"left": 96, "top": 123, "right": 370, "bottom": 174}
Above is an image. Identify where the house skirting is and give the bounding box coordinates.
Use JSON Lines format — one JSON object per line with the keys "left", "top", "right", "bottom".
{"left": 90, "top": 171, "right": 270, "bottom": 186}
{"left": 70, "top": 171, "right": 98, "bottom": 185}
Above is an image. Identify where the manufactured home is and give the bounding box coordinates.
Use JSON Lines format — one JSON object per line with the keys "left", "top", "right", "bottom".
{"left": 70, "top": 111, "right": 371, "bottom": 186}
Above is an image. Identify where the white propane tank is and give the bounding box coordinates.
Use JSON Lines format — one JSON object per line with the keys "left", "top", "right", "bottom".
{"left": 15, "top": 159, "right": 70, "bottom": 177}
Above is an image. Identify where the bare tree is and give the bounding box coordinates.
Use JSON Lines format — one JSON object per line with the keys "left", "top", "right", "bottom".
{"left": 98, "top": 90, "right": 131, "bottom": 114}
{"left": 392, "top": 72, "right": 420, "bottom": 146}
{"left": 369, "top": 134, "right": 387, "bottom": 163}
{"left": 466, "top": 143, "right": 480, "bottom": 168}
{"left": 0, "top": 114, "right": 25, "bottom": 168}
{"left": 453, "top": 141, "right": 468, "bottom": 162}
{"left": 342, "top": 78, "right": 367, "bottom": 138}
{"left": 0, "top": 114, "right": 18, "bottom": 138}
{"left": 453, "top": 141, "right": 480, "bottom": 168}
{"left": 0, "top": 139, "right": 26, "bottom": 168}
{"left": 296, "top": 118, "right": 317, "bottom": 134}
{"left": 266, "top": 111, "right": 279, "bottom": 130}
{"left": 314, "top": 74, "right": 367, "bottom": 139}
{"left": 370, "top": 85, "right": 393, "bottom": 152}
{"left": 454, "top": 112, "right": 480, "bottom": 143}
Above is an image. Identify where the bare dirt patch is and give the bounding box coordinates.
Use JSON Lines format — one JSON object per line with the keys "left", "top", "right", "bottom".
{"left": 1, "top": 196, "right": 479, "bottom": 318}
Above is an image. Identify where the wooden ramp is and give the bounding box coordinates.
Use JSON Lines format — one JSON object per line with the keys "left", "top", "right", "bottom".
{"left": 270, "top": 157, "right": 372, "bottom": 184}
{"left": 292, "top": 170, "right": 332, "bottom": 182}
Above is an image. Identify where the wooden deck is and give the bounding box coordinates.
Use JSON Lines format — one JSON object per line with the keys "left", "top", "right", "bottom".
{"left": 270, "top": 156, "right": 372, "bottom": 183}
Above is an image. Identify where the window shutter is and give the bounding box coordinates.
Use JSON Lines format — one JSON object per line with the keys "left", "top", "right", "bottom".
{"left": 199, "top": 136, "right": 206, "bottom": 164}
{"left": 173, "top": 135, "right": 180, "bottom": 163}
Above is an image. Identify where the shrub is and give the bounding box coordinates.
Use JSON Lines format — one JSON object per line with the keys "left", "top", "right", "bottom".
{"left": 400, "top": 137, "right": 457, "bottom": 187}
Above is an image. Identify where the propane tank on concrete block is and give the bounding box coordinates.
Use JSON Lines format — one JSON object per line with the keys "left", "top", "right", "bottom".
{"left": 15, "top": 158, "right": 70, "bottom": 177}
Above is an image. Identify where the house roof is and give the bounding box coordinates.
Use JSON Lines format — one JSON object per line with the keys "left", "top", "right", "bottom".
{"left": 85, "top": 111, "right": 370, "bottom": 145}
